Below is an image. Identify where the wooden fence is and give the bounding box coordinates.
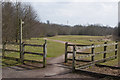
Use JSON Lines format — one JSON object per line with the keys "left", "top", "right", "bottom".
{"left": 65, "top": 41, "right": 118, "bottom": 71}
{"left": 2, "top": 40, "right": 47, "bottom": 67}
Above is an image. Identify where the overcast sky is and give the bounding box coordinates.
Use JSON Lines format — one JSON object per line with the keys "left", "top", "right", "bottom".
{"left": 31, "top": 1, "right": 118, "bottom": 27}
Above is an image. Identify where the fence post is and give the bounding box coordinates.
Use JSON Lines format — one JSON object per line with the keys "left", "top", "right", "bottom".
{"left": 72, "top": 45, "right": 76, "bottom": 71}
{"left": 65, "top": 42, "right": 68, "bottom": 63}
{"left": 103, "top": 42, "right": 107, "bottom": 62}
{"left": 19, "top": 19, "right": 24, "bottom": 62}
{"left": 21, "top": 42, "right": 24, "bottom": 63}
{"left": 91, "top": 44, "right": 95, "bottom": 61}
{"left": 43, "top": 40, "right": 47, "bottom": 68}
{"left": 115, "top": 41, "right": 118, "bottom": 59}
{"left": 2, "top": 42, "right": 6, "bottom": 58}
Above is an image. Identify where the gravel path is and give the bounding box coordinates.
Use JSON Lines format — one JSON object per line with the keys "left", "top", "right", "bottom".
{"left": 2, "top": 38, "right": 97, "bottom": 79}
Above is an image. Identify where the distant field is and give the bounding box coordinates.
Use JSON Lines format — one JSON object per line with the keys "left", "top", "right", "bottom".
{"left": 48, "top": 35, "right": 111, "bottom": 45}
{"left": 2, "top": 35, "right": 118, "bottom": 67}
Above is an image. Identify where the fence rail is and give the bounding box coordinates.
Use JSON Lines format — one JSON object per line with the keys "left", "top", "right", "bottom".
{"left": 4, "top": 42, "right": 20, "bottom": 45}
{"left": 76, "top": 55, "right": 117, "bottom": 70}
{"left": 24, "top": 44, "right": 43, "bottom": 47}
{"left": 2, "top": 40, "right": 47, "bottom": 67}
{"left": 4, "top": 49, "right": 20, "bottom": 52}
{"left": 64, "top": 41, "right": 118, "bottom": 71}
{"left": 75, "top": 42, "right": 117, "bottom": 51}
{"left": 24, "top": 51, "right": 43, "bottom": 56}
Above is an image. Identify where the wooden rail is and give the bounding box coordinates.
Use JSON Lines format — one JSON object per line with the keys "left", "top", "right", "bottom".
{"left": 24, "top": 44, "right": 43, "bottom": 47}
{"left": 4, "top": 42, "right": 20, "bottom": 45}
{"left": 64, "top": 41, "right": 118, "bottom": 71}
{"left": 2, "top": 40, "right": 47, "bottom": 67}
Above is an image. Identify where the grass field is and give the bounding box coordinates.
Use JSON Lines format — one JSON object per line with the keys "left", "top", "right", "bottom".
{"left": 47, "top": 35, "right": 118, "bottom": 66}
{"left": 48, "top": 35, "right": 106, "bottom": 44}
{"left": 2, "top": 35, "right": 118, "bottom": 67}
{"left": 2, "top": 38, "right": 65, "bottom": 67}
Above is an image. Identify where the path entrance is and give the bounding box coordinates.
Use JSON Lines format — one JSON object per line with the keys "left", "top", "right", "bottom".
{"left": 2, "top": 38, "right": 97, "bottom": 78}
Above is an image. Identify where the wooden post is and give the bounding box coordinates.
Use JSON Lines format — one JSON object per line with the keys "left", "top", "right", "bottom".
{"left": 21, "top": 42, "right": 25, "bottom": 63}
{"left": 103, "top": 42, "right": 107, "bottom": 62}
{"left": 72, "top": 45, "right": 76, "bottom": 71}
{"left": 43, "top": 40, "right": 47, "bottom": 68}
{"left": 65, "top": 42, "right": 68, "bottom": 63}
{"left": 2, "top": 42, "right": 6, "bottom": 58}
{"left": 91, "top": 44, "right": 95, "bottom": 61}
{"left": 115, "top": 41, "right": 118, "bottom": 59}
{"left": 118, "top": 42, "right": 120, "bottom": 74}
{"left": 20, "top": 19, "right": 24, "bottom": 61}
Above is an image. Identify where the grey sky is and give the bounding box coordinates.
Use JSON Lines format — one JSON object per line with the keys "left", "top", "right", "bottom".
{"left": 31, "top": 2, "right": 118, "bottom": 27}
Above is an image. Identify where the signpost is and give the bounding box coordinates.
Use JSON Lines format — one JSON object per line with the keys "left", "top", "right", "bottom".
{"left": 20, "top": 19, "right": 24, "bottom": 61}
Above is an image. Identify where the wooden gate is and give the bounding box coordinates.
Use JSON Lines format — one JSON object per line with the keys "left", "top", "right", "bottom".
{"left": 65, "top": 41, "right": 118, "bottom": 71}
{"left": 2, "top": 40, "right": 47, "bottom": 67}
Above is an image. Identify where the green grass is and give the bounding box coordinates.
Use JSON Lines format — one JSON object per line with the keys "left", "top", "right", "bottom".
{"left": 48, "top": 35, "right": 106, "bottom": 45}
{"left": 2, "top": 35, "right": 118, "bottom": 67}
{"left": 25, "top": 38, "right": 65, "bottom": 57}
{"left": 48, "top": 35, "right": 118, "bottom": 66}
{"left": 2, "top": 38, "right": 64, "bottom": 67}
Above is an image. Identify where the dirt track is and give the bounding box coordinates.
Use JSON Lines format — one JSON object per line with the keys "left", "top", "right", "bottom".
{"left": 2, "top": 38, "right": 97, "bottom": 79}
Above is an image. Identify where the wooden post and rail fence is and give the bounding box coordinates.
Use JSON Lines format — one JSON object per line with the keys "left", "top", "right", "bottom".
{"left": 2, "top": 19, "right": 48, "bottom": 67}
{"left": 65, "top": 41, "right": 118, "bottom": 71}
{"left": 2, "top": 40, "right": 47, "bottom": 67}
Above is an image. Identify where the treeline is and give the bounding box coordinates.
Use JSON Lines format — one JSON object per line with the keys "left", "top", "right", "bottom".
{"left": 2, "top": 2, "right": 115, "bottom": 42}
{"left": 32, "top": 23, "right": 114, "bottom": 38}
{"left": 113, "top": 23, "right": 120, "bottom": 40}
{"left": 118, "top": 23, "right": 120, "bottom": 40}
